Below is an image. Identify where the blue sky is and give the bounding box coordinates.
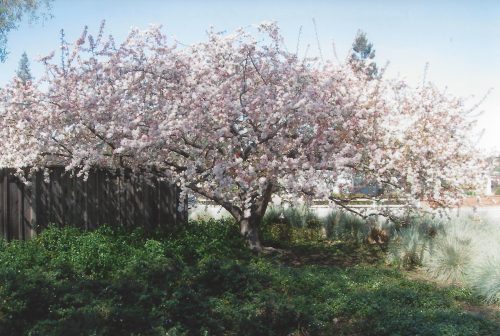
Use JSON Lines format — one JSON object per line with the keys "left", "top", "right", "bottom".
{"left": 2, "top": 0, "right": 499, "bottom": 151}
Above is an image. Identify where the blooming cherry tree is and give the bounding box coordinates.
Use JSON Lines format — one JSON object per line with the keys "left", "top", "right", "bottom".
{"left": 0, "top": 22, "right": 482, "bottom": 250}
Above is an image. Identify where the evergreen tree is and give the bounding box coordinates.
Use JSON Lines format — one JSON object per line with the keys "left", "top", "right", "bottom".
{"left": 349, "top": 30, "right": 378, "bottom": 79}
{"left": 16, "top": 51, "right": 32, "bottom": 83}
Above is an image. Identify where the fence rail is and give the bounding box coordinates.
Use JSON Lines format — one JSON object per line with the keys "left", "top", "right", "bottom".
{"left": 0, "top": 168, "right": 186, "bottom": 241}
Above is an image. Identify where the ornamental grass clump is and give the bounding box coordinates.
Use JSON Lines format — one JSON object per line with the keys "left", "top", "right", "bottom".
{"left": 386, "top": 214, "right": 461, "bottom": 271}
{"left": 387, "top": 225, "right": 429, "bottom": 269}
{"left": 468, "top": 254, "right": 500, "bottom": 303}
{"left": 262, "top": 206, "right": 283, "bottom": 227}
{"left": 464, "top": 216, "right": 500, "bottom": 303}
{"left": 423, "top": 215, "right": 499, "bottom": 284}
{"left": 323, "top": 210, "right": 369, "bottom": 242}
{"left": 322, "top": 210, "right": 340, "bottom": 239}
{"left": 261, "top": 205, "right": 324, "bottom": 245}
{"left": 261, "top": 206, "right": 291, "bottom": 245}
{"left": 424, "top": 231, "right": 472, "bottom": 283}
{"left": 263, "top": 205, "right": 320, "bottom": 228}
{"left": 421, "top": 214, "right": 500, "bottom": 303}
{"left": 409, "top": 214, "right": 446, "bottom": 238}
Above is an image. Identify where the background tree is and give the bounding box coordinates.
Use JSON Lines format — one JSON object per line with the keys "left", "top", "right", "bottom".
{"left": 349, "top": 29, "right": 378, "bottom": 79}
{"left": 16, "top": 51, "right": 31, "bottom": 83}
{"left": 0, "top": 23, "right": 483, "bottom": 250}
{"left": 348, "top": 30, "right": 380, "bottom": 194}
{"left": 0, "top": 0, "right": 53, "bottom": 62}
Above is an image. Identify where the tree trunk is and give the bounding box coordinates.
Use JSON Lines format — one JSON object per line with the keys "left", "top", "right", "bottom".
{"left": 238, "top": 183, "right": 274, "bottom": 251}
{"left": 239, "top": 215, "right": 263, "bottom": 251}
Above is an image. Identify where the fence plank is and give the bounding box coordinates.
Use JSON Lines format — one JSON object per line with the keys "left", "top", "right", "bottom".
{"left": 150, "top": 178, "right": 159, "bottom": 229}
{"left": 8, "top": 176, "right": 19, "bottom": 240}
{"left": 18, "top": 181, "right": 24, "bottom": 240}
{"left": 0, "top": 172, "right": 5, "bottom": 239}
{"left": 86, "top": 172, "right": 97, "bottom": 230}
{"left": 3, "top": 173, "right": 8, "bottom": 239}
{"left": 23, "top": 174, "right": 35, "bottom": 239}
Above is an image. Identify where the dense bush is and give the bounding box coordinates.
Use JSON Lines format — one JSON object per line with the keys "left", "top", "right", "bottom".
{"left": 0, "top": 220, "right": 498, "bottom": 335}
{"left": 0, "top": 221, "right": 248, "bottom": 335}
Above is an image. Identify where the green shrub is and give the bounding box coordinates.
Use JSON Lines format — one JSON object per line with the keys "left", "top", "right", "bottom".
{"left": 167, "top": 218, "right": 248, "bottom": 261}
{"left": 0, "top": 222, "right": 250, "bottom": 335}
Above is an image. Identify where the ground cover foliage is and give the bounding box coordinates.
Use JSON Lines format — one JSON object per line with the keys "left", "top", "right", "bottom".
{"left": 1, "top": 218, "right": 499, "bottom": 336}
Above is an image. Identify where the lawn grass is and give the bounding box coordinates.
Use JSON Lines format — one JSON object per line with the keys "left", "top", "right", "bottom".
{"left": 0, "top": 221, "right": 498, "bottom": 335}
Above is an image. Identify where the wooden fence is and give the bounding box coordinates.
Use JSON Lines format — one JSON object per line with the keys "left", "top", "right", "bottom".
{"left": 0, "top": 168, "right": 187, "bottom": 241}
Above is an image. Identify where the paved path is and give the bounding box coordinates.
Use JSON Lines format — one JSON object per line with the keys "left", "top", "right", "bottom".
{"left": 190, "top": 204, "right": 500, "bottom": 222}
{"left": 451, "top": 206, "right": 500, "bottom": 220}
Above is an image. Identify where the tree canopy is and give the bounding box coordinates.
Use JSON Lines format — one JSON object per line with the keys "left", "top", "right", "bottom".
{"left": 0, "top": 0, "right": 53, "bottom": 62}
{"left": 0, "top": 23, "right": 483, "bottom": 249}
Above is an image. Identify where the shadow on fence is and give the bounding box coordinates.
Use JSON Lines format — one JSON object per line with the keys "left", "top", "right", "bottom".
{"left": 0, "top": 168, "right": 186, "bottom": 241}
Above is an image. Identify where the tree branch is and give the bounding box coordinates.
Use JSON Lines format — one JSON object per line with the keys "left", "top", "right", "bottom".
{"left": 188, "top": 183, "right": 243, "bottom": 219}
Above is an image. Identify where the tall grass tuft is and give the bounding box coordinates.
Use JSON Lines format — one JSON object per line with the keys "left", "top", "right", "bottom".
{"left": 424, "top": 233, "right": 472, "bottom": 283}
{"left": 465, "top": 216, "right": 500, "bottom": 303}
{"left": 416, "top": 213, "right": 500, "bottom": 303}
{"left": 323, "top": 210, "right": 341, "bottom": 239}
{"left": 468, "top": 254, "right": 500, "bottom": 303}
{"left": 324, "top": 210, "right": 369, "bottom": 242}
{"left": 387, "top": 226, "right": 429, "bottom": 269}
{"left": 386, "top": 214, "right": 447, "bottom": 270}
{"left": 261, "top": 206, "right": 283, "bottom": 227}
{"left": 261, "top": 206, "right": 291, "bottom": 244}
